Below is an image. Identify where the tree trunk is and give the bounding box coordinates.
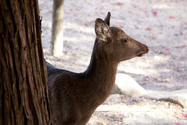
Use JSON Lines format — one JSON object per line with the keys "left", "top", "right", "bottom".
{"left": 0, "top": 0, "right": 52, "bottom": 125}
{"left": 51, "top": 0, "right": 64, "bottom": 57}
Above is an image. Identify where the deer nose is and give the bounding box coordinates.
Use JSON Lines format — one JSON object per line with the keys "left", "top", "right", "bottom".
{"left": 146, "top": 46, "right": 149, "bottom": 52}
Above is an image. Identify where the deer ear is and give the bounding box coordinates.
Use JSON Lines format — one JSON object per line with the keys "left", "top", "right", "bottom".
{"left": 104, "top": 12, "right": 111, "bottom": 26}
{"left": 95, "top": 18, "right": 112, "bottom": 41}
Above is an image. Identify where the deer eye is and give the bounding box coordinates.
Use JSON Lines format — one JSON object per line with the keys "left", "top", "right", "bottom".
{"left": 123, "top": 38, "right": 129, "bottom": 43}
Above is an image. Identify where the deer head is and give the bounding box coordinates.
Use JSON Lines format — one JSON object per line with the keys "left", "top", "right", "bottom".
{"left": 95, "top": 12, "right": 148, "bottom": 63}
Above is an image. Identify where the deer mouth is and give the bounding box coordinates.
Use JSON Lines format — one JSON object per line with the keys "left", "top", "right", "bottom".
{"left": 137, "top": 52, "right": 146, "bottom": 57}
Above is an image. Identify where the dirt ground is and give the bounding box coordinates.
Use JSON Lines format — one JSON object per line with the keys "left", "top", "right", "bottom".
{"left": 39, "top": 0, "right": 187, "bottom": 124}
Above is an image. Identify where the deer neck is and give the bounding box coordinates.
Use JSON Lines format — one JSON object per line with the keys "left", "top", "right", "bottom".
{"left": 83, "top": 39, "right": 119, "bottom": 98}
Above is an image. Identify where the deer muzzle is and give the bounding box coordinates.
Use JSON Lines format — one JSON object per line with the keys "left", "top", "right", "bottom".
{"left": 137, "top": 45, "right": 149, "bottom": 57}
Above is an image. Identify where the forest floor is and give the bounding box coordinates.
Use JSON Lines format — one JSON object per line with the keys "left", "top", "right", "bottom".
{"left": 39, "top": 0, "right": 187, "bottom": 124}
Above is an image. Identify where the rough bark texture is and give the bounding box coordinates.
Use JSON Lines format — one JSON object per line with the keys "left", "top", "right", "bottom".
{"left": 0, "top": 0, "right": 52, "bottom": 125}
{"left": 51, "top": 0, "right": 64, "bottom": 57}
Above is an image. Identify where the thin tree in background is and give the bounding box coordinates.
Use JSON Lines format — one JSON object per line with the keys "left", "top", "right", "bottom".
{"left": 0, "top": 0, "right": 52, "bottom": 124}
{"left": 51, "top": 0, "right": 64, "bottom": 57}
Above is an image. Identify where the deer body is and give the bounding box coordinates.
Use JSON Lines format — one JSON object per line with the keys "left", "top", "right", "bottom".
{"left": 47, "top": 12, "right": 148, "bottom": 125}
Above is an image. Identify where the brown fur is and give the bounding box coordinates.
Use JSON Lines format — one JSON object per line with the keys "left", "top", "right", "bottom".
{"left": 47, "top": 12, "right": 148, "bottom": 125}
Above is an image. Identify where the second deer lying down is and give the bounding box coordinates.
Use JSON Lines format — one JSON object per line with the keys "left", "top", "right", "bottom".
{"left": 47, "top": 12, "right": 148, "bottom": 125}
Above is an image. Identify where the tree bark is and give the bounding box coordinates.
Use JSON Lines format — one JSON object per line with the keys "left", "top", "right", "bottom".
{"left": 51, "top": 0, "right": 64, "bottom": 57}
{"left": 0, "top": 0, "right": 52, "bottom": 125}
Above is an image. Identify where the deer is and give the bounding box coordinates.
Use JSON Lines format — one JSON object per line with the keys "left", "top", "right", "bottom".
{"left": 46, "top": 12, "right": 149, "bottom": 125}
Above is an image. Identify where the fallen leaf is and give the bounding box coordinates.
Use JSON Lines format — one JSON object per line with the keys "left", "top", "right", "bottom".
{"left": 65, "top": 12, "right": 70, "bottom": 14}
{"left": 162, "top": 52, "right": 166, "bottom": 55}
{"left": 183, "top": 114, "right": 187, "bottom": 118}
{"left": 113, "top": 23, "right": 119, "bottom": 27}
{"left": 116, "top": 2, "right": 124, "bottom": 5}
{"left": 79, "top": 23, "right": 86, "bottom": 26}
{"left": 152, "top": 10, "right": 157, "bottom": 16}
{"left": 103, "top": 123, "right": 107, "bottom": 125}
{"left": 146, "top": 27, "right": 152, "bottom": 31}
{"left": 153, "top": 76, "right": 158, "bottom": 79}
{"left": 88, "top": 20, "right": 94, "bottom": 23}
{"left": 79, "top": 35, "right": 86, "bottom": 39}
{"left": 165, "top": 47, "right": 169, "bottom": 50}
{"left": 86, "top": 0, "right": 91, "bottom": 3}
{"left": 169, "top": 16, "right": 174, "bottom": 19}
{"left": 167, "top": 66, "right": 171, "bottom": 69}
{"left": 146, "top": 60, "right": 151, "bottom": 63}
{"left": 133, "top": 4, "right": 137, "bottom": 8}
{"left": 159, "top": 32, "right": 162, "bottom": 34}
{"left": 146, "top": 76, "right": 150, "bottom": 78}
{"left": 135, "top": 25, "right": 139, "bottom": 29}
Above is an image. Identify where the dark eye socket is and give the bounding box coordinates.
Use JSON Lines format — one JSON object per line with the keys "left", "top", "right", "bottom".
{"left": 123, "top": 38, "right": 129, "bottom": 43}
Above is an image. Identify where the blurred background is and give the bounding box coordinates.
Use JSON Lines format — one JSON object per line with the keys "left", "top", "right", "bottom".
{"left": 39, "top": 0, "right": 187, "bottom": 124}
